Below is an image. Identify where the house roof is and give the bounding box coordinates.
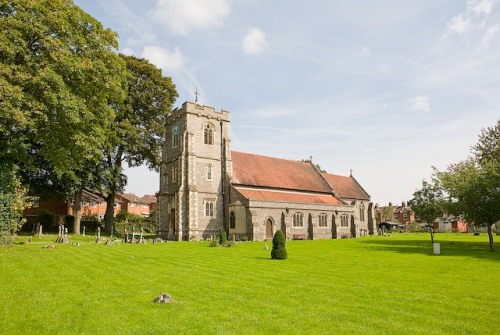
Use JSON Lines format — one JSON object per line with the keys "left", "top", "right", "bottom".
{"left": 231, "top": 151, "right": 332, "bottom": 194}
{"left": 120, "top": 193, "right": 149, "bottom": 204}
{"left": 322, "top": 173, "right": 370, "bottom": 200}
{"left": 235, "top": 187, "right": 342, "bottom": 205}
{"left": 141, "top": 194, "right": 157, "bottom": 204}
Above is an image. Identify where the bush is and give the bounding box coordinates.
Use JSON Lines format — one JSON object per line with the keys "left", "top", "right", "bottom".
{"left": 271, "top": 229, "right": 287, "bottom": 260}
{"left": 219, "top": 227, "right": 227, "bottom": 245}
{"left": 0, "top": 232, "right": 14, "bottom": 246}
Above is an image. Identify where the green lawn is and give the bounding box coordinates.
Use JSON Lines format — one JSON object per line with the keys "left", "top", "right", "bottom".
{"left": 0, "top": 233, "right": 498, "bottom": 335}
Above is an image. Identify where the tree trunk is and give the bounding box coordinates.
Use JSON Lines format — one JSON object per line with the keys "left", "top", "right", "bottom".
{"left": 73, "top": 187, "right": 83, "bottom": 235}
{"left": 429, "top": 226, "right": 434, "bottom": 244}
{"left": 104, "top": 191, "right": 116, "bottom": 234}
{"left": 487, "top": 223, "right": 495, "bottom": 251}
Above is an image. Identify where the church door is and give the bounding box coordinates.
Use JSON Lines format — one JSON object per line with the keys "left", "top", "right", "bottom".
{"left": 265, "top": 218, "right": 273, "bottom": 240}
{"left": 168, "top": 216, "right": 176, "bottom": 240}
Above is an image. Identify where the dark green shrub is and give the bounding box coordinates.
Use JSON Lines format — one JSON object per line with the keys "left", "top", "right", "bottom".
{"left": 271, "top": 229, "right": 287, "bottom": 260}
{"left": 219, "top": 227, "right": 227, "bottom": 245}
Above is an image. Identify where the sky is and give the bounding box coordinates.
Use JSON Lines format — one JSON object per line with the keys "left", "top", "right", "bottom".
{"left": 74, "top": 0, "right": 500, "bottom": 206}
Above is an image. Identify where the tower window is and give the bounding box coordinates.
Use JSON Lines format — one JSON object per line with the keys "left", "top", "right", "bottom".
{"left": 204, "top": 124, "right": 214, "bottom": 145}
{"left": 207, "top": 163, "right": 212, "bottom": 180}
{"left": 172, "top": 126, "right": 179, "bottom": 148}
{"left": 205, "top": 201, "right": 214, "bottom": 217}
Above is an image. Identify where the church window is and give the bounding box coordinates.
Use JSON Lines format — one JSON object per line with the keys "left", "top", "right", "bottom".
{"left": 204, "top": 124, "right": 214, "bottom": 145}
{"left": 319, "top": 213, "right": 328, "bottom": 227}
{"left": 341, "top": 214, "right": 349, "bottom": 228}
{"left": 171, "top": 165, "right": 177, "bottom": 183}
{"left": 205, "top": 201, "right": 214, "bottom": 217}
{"left": 207, "top": 163, "right": 212, "bottom": 180}
{"left": 359, "top": 202, "right": 365, "bottom": 222}
{"left": 230, "top": 211, "right": 236, "bottom": 228}
{"left": 293, "top": 212, "right": 304, "bottom": 227}
{"left": 172, "top": 126, "right": 179, "bottom": 148}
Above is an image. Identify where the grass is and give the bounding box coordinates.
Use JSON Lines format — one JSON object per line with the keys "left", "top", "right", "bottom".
{"left": 0, "top": 233, "right": 498, "bottom": 335}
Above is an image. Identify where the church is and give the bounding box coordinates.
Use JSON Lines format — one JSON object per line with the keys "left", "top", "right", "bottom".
{"left": 158, "top": 102, "right": 376, "bottom": 241}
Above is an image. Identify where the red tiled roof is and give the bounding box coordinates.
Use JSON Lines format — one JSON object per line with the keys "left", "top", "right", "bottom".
{"left": 322, "top": 173, "right": 370, "bottom": 200}
{"left": 235, "top": 187, "right": 342, "bottom": 205}
{"left": 231, "top": 151, "right": 332, "bottom": 193}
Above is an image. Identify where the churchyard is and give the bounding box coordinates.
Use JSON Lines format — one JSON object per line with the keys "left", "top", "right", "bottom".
{"left": 0, "top": 233, "right": 498, "bottom": 334}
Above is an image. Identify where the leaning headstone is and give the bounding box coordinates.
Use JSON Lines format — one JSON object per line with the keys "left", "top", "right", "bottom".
{"left": 138, "top": 228, "right": 145, "bottom": 244}
{"left": 153, "top": 293, "right": 172, "bottom": 304}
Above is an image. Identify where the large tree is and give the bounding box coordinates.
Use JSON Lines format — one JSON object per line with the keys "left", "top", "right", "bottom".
{"left": 409, "top": 178, "right": 446, "bottom": 244}
{"left": 97, "top": 55, "right": 177, "bottom": 233}
{"left": 438, "top": 120, "right": 500, "bottom": 251}
{"left": 0, "top": 0, "right": 127, "bottom": 234}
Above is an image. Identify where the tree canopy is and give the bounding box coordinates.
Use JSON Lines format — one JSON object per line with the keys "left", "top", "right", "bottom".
{"left": 409, "top": 178, "right": 446, "bottom": 244}
{"left": 437, "top": 120, "right": 500, "bottom": 251}
{"left": 98, "top": 54, "right": 177, "bottom": 233}
{"left": 0, "top": 0, "right": 126, "bottom": 175}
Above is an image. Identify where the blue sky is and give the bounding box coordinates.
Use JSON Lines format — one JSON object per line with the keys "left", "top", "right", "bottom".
{"left": 74, "top": 0, "right": 500, "bottom": 206}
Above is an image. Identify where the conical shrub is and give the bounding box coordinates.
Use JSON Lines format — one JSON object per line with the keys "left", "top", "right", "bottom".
{"left": 271, "top": 229, "right": 287, "bottom": 260}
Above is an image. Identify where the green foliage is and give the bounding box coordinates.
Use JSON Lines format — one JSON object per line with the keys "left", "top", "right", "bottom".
{"left": 409, "top": 178, "right": 446, "bottom": 243}
{"left": 271, "top": 229, "right": 287, "bottom": 260}
{"left": 219, "top": 227, "right": 227, "bottom": 245}
{"left": 0, "top": 0, "right": 127, "bottom": 176}
{"left": 0, "top": 161, "right": 33, "bottom": 239}
{"left": 114, "top": 211, "right": 147, "bottom": 237}
{"left": 435, "top": 119, "right": 500, "bottom": 251}
{"left": 96, "top": 55, "right": 177, "bottom": 232}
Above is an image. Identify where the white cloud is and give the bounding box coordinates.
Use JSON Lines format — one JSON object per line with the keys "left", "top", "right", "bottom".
{"left": 408, "top": 95, "right": 430, "bottom": 112}
{"left": 140, "top": 46, "right": 186, "bottom": 73}
{"left": 446, "top": 0, "right": 495, "bottom": 34}
{"left": 448, "top": 14, "right": 472, "bottom": 33}
{"left": 471, "top": 0, "right": 494, "bottom": 15}
{"left": 242, "top": 28, "right": 267, "bottom": 55}
{"left": 151, "top": 0, "right": 230, "bottom": 35}
{"left": 480, "top": 24, "right": 499, "bottom": 50}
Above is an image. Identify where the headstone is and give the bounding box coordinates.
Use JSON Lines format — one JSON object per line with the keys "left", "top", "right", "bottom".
{"left": 82, "top": 226, "right": 86, "bottom": 236}
{"left": 56, "top": 225, "right": 62, "bottom": 242}
{"left": 433, "top": 243, "right": 440, "bottom": 255}
{"left": 96, "top": 227, "right": 101, "bottom": 243}
{"left": 123, "top": 229, "right": 128, "bottom": 243}
{"left": 62, "top": 227, "right": 69, "bottom": 243}
{"left": 37, "top": 224, "right": 43, "bottom": 238}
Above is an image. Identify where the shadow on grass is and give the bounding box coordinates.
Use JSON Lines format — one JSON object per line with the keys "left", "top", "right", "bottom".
{"left": 360, "top": 237, "right": 500, "bottom": 262}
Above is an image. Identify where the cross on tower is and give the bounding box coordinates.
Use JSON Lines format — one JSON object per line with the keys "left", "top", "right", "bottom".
{"left": 194, "top": 87, "right": 199, "bottom": 103}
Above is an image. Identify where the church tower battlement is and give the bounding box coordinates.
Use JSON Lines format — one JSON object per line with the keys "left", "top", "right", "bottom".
{"left": 158, "top": 102, "right": 231, "bottom": 241}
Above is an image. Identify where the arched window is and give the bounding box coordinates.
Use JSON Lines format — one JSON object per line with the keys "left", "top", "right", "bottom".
{"left": 204, "top": 124, "right": 214, "bottom": 145}
{"left": 207, "top": 163, "right": 212, "bottom": 180}
{"left": 172, "top": 126, "right": 179, "bottom": 148}
{"left": 341, "top": 214, "right": 349, "bottom": 227}
{"left": 359, "top": 202, "right": 365, "bottom": 222}
{"left": 230, "top": 211, "right": 236, "bottom": 229}
{"left": 205, "top": 201, "right": 214, "bottom": 217}
{"left": 319, "top": 213, "right": 328, "bottom": 227}
{"left": 293, "top": 212, "right": 304, "bottom": 227}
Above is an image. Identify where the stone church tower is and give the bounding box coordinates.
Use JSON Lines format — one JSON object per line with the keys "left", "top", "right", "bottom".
{"left": 157, "top": 102, "right": 231, "bottom": 241}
